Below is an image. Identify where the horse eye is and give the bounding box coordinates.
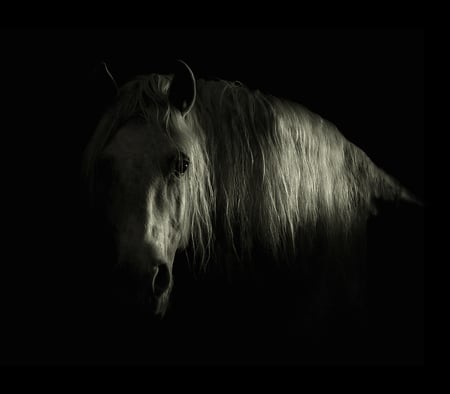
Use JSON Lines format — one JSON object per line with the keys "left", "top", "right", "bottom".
{"left": 173, "top": 152, "right": 190, "bottom": 177}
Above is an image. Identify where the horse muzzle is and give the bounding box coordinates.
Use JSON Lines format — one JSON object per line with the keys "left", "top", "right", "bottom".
{"left": 109, "top": 261, "right": 173, "bottom": 317}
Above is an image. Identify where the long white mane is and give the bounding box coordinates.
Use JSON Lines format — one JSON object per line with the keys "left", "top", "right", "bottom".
{"left": 83, "top": 73, "right": 412, "bottom": 272}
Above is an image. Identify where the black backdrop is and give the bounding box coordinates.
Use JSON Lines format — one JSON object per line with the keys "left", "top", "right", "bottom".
{"left": 1, "top": 28, "right": 424, "bottom": 365}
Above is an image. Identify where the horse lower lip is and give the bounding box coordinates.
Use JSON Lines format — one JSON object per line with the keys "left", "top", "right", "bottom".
{"left": 147, "top": 293, "right": 159, "bottom": 311}
{"left": 149, "top": 300, "right": 162, "bottom": 317}
{"left": 149, "top": 296, "right": 168, "bottom": 318}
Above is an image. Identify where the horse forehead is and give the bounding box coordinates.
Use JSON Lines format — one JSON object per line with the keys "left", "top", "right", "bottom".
{"left": 105, "top": 121, "right": 172, "bottom": 158}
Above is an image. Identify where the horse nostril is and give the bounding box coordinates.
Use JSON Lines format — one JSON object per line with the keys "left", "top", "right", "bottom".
{"left": 152, "top": 263, "right": 171, "bottom": 298}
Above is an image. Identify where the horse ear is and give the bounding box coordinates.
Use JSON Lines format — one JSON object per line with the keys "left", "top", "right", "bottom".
{"left": 168, "top": 60, "right": 197, "bottom": 116}
{"left": 88, "top": 62, "right": 120, "bottom": 112}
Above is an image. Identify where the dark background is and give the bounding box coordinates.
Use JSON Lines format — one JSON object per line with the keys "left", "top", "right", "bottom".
{"left": 1, "top": 28, "right": 424, "bottom": 365}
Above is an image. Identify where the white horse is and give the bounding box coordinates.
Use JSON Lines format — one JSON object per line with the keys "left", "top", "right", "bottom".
{"left": 82, "top": 61, "right": 418, "bottom": 318}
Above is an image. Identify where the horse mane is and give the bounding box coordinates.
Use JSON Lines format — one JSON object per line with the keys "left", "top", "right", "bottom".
{"left": 83, "top": 73, "right": 411, "bottom": 272}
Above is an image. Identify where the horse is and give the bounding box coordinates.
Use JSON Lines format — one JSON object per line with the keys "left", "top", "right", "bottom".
{"left": 82, "top": 60, "right": 419, "bottom": 323}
